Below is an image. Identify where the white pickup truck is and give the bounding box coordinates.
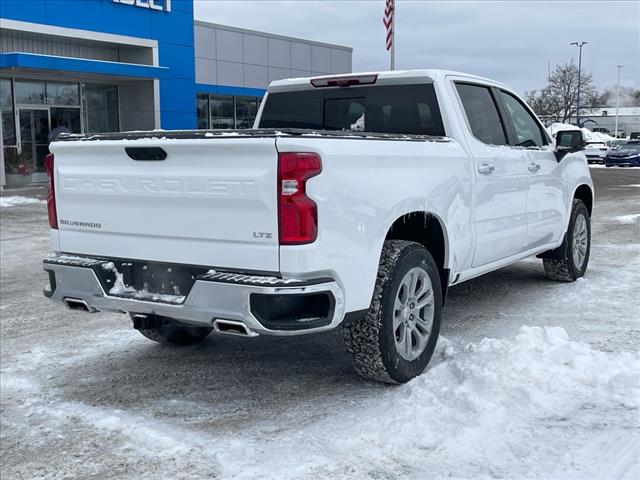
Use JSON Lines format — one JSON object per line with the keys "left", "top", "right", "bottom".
{"left": 43, "top": 70, "right": 593, "bottom": 383}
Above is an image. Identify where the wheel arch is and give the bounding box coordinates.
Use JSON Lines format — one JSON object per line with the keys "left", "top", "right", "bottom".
{"left": 384, "top": 211, "right": 451, "bottom": 304}
{"left": 573, "top": 184, "right": 594, "bottom": 216}
{"left": 539, "top": 185, "right": 593, "bottom": 261}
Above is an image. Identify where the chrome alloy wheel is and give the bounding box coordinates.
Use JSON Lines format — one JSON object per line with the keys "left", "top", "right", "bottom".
{"left": 572, "top": 213, "right": 588, "bottom": 269}
{"left": 393, "top": 267, "right": 435, "bottom": 361}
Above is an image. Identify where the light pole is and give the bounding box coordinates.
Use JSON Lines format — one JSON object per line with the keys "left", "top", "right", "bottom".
{"left": 615, "top": 65, "right": 624, "bottom": 138}
{"left": 570, "top": 41, "right": 587, "bottom": 127}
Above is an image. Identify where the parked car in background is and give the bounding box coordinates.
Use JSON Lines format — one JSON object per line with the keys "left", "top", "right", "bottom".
{"left": 592, "top": 127, "right": 611, "bottom": 134}
{"left": 629, "top": 132, "right": 640, "bottom": 140}
{"left": 584, "top": 141, "right": 608, "bottom": 164}
{"left": 608, "top": 140, "right": 628, "bottom": 149}
{"left": 605, "top": 142, "right": 640, "bottom": 167}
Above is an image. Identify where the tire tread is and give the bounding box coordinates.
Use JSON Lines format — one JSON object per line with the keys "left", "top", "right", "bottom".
{"left": 543, "top": 199, "right": 590, "bottom": 282}
{"left": 343, "top": 240, "right": 436, "bottom": 383}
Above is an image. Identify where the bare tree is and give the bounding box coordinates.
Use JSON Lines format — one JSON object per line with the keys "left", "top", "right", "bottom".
{"left": 598, "top": 85, "right": 640, "bottom": 107}
{"left": 526, "top": 61, "right": 597, "bottom": 124}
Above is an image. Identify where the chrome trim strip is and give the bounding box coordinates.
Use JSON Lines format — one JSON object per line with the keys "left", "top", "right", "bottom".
{"left": 43, "top": 255, "right": 345, "bottom": 337}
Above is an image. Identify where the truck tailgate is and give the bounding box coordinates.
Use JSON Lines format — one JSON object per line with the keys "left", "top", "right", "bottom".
{"left": 50, "top": 137, "right": 280, "bottom": 272}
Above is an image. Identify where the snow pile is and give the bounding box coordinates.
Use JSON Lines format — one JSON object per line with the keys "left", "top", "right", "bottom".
{"left": 0, "top": 196, "right": 45, "bottom": 208}
{"left": 547, "top": 122, "right": 581, "bottom": 137}
{"left": 615, "top": 213, "right": 640, "bottom": 224}
{"left": 586, "top": 130, "right": 617, "bottom": 143}
{"left": 219, "top": 326, "right": 640, "bottom": 479}
{"left": 2, "top": 325, "right": 638, "bottom": 479}
{"left": 547, "top": 123, "right": 617, "bottom": 143}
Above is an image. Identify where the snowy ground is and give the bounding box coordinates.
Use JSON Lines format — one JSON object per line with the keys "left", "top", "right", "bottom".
{"left": 1, "top": 169, "right": 639, "bottom": 480}
{"left": 0, "top": 196, "right": 46, "bottom": 208}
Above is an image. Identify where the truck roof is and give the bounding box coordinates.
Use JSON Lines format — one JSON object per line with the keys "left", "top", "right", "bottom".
{"left": 268, "top": 69, "right": 511, "bottom": 92}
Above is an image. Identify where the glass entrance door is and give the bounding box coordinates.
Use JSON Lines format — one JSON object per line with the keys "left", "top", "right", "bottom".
{"left": 18, "top": 108, "right": 50, "bottom": 183}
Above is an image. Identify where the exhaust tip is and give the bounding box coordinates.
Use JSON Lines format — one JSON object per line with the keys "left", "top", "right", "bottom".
{"left": 64, "top": 298, "right": 93, "bottom": 312}
{"left": 213, "top": 319, "right": 257, "bottom": 337}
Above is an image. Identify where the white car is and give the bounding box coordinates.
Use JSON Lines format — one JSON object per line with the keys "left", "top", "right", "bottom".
{"left": 43, "top": 70, "right": 594, "bottom": 383}
{"left": 584, "top": 141, "right": 608, "bottom": 164}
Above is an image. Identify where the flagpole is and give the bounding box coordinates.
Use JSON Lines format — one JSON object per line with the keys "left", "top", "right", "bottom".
{"left": 384, "top": 0, "right": 395, "bottom": 70}
{"left": 390, "top": 17, "right": 395, "bottom": 70}
{"left": 390, "top": 2, "right": 395, "bottom": 70}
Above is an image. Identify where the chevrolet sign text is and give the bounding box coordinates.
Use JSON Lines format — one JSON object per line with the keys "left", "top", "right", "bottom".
{"left": 112, "top": 0, "right": 171, "bottom": 13}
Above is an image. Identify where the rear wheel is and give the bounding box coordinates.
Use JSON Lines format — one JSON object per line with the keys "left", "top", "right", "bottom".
{"left": 543, "top": 199, "right": 591, "bottom": 282}
{"left": 343, "top": 240, "right": 442, "bottom": 384}
{"left": 131, "top": 314, "right": 213, "bottom": 345}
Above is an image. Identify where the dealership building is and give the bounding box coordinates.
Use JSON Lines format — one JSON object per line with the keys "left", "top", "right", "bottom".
{"left": 0, "top": 0, "right": 352, "bottom": 186}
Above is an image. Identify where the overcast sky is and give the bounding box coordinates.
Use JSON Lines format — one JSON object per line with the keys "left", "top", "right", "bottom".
{"left": 195, "top": 0, "right": 639, "bottom": 96}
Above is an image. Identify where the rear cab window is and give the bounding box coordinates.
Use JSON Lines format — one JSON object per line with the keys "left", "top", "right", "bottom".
{"left": 258, "top": 84, "right": 446, "bottom": 136}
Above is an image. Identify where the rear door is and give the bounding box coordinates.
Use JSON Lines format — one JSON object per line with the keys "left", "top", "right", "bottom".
{"left": 50, "top": 136, "right": 280, "bottom": 272}
{"left": 453, "top": 82, "right": 529, "bottom": 267}
{"left": 495, "top": 89, "right": 566, "bottom": 248}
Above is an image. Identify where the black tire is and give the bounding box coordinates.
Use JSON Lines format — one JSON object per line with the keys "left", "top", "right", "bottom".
{"left": 131, "top": 314, "right": 213, "bottom": 345}
{"left": 543, "top": 199, "right": 591, "bottom": 282}
{"left": 343, "top": 240, "right": 442, "bottom": 384}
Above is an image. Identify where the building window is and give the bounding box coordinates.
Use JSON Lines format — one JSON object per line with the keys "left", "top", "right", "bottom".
{"left": 14, "top": 80, "right": 80, "bottom": 106}
{"left": 196, "top": 94, "right": 209, "bottom": 129}
{"left": 14, "top": 80, "right": 46, "bottom": 105}
{"left": 82, "top": 84, "right": 119, "bottom": 133}
{"left": 1, "top": 78, "right": 16, "bottom": 147}
{"left": 235, "top": 96, "right": 259, "bottom": 129}
{"left": 46, "top": 82, "right": 80, "bottom": 106}
{"left": 1, "top": 78, "right": 18, "bottom": 171}
{"left": 196, "top": 93, "right": 263, "bottom": 129}
{"left": 210, "top": 95, "right": 235, "bottom": 129}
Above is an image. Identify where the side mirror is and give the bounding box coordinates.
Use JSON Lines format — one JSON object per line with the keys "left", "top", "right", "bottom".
{"left": 555, "top": 130, "right": 585, "bottom": 161}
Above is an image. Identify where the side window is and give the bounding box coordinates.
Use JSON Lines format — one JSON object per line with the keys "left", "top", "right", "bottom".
{"left": 499, "top": 90, "right": 546, "bottom": 147}
{"left": 455, "top": 83, "right": 507, "bottom": 146}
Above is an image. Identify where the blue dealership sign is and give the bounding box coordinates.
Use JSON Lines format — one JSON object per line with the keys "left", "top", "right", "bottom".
{"left": 1, "top": 0, "right": 197, "bottom": 129}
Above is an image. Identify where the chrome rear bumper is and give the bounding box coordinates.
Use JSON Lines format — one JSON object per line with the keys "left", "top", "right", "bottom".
{"left": 43, "top": 253, "right": 345, "bottom": 336}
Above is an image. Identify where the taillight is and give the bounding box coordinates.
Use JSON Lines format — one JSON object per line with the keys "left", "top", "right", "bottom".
{"left": 44, "top": 153, "right": 58, "bottom": 229}
{"left": 278, "top": 152, "right": 322, "bottom": 245}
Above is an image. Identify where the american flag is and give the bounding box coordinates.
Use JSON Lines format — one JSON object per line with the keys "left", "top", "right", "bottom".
{"left": 383, "top": 0, "right": 394, "bottom": 51}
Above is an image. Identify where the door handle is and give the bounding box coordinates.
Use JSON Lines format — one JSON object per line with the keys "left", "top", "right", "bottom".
{"left": 125, "top": 147, "right": 167, "bottom": 161}
{"left": 478, "top": 163, "right": 495, "bottom": 175}
{"left": 528, "top": 163, "right": 541, "bottom": 172}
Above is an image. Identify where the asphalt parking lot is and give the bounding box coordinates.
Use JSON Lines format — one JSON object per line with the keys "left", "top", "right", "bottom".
{"left": 1, "top": 168, "right": 639, "bottom": 480}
